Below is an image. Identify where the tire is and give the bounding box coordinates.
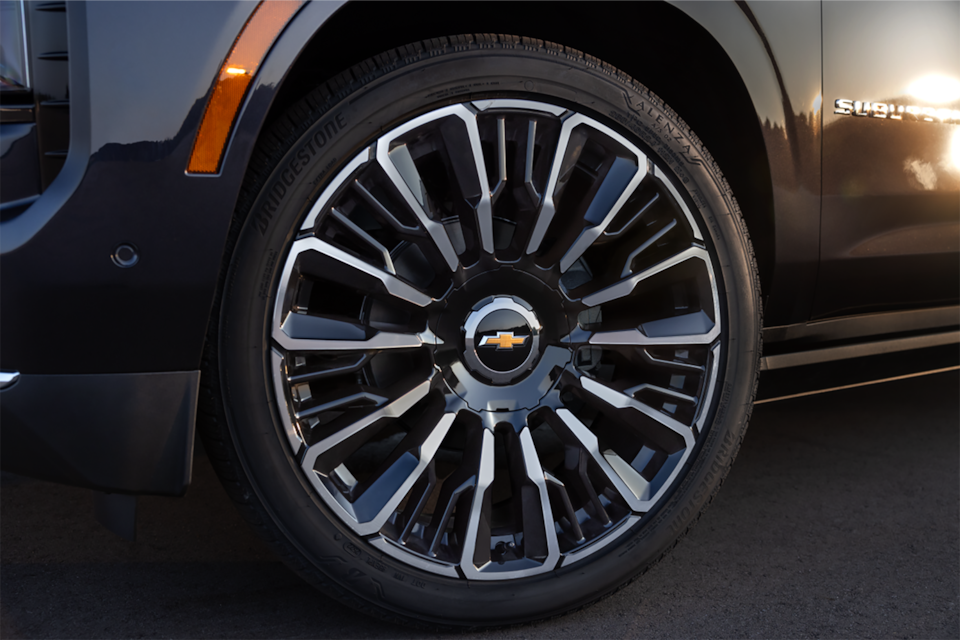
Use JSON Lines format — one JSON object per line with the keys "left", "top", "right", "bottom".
{"left": 200, "top": 34, "right": 761, "bottom": 629}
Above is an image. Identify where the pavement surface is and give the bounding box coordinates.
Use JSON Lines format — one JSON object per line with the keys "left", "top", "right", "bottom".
{"left": 2, "top": 370, "right": 958, "bottom": 639}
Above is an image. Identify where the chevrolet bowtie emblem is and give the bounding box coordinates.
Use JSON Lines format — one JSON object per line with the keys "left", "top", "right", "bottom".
{"left": 478, "top": 331, "right": 529, "bottom": 350}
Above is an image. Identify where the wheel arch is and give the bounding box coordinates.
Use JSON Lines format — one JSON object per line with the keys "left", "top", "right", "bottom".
{"left": 250, "top": 1, "right": 777, "bottom": 296}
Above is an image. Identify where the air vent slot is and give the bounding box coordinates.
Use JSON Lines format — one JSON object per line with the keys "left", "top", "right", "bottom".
{"left": 36, "top": 1, "right": 67, "bottom": 11}
{"left": 27, "top": 1, "right": 71, "bottom": 190}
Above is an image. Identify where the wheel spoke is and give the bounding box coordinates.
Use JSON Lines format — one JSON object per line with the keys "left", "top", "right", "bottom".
{"left": 295, "top": 386, "right": 388, "bottom": 421}
{"left": 552, "top": 409, "right": 649, "bottom": 512}
{"left": 505, "top": 427, "right": 560, "bottom": 566}
{"left": 329, "top": 208, "right": 396, "bottom": 274}
{"left": 695, "top": 342, "right": 722, "bottom": 431}
{"left": 377, "top": 140, "right": 459, "bottom": 272}
{"left": 299, "top": 377, "right": 446, "bottom": 534}
{"left": 345, "top": 411, "right": 457, "bottom": 535}
{"left": 490, "top": 116, "right": 507, "bottom": 203}
{"left": 603, "top": 192, "right": 660, "bottom": 240}
{"left": 274, "top": 310, "right": 425, "bottom": 352}
{"left": 351, "top": 173, "right": 462, "bottom": 277}
{"left": 619, "top": 218, "right": 676, "bottom": 278}
{"left": 444, "top": 107, "right": 495, "bottom": 254}
{"left": 271, "top": 349, "right": 303, "bottom": 453}
{"left": 640, "top": 349, "right": 704, "bottom": 374}
{"left": 525, "top": 113, "right": 588, "bottom": 254}
{"left": 623, "top": 383, "right": 696, "bottom": 405}
{"left": 524, "top": 120, "right": 541, "bottom": 206}
{"left": 422, "top": 425, "right": 486, "bottom": 557}
{"left": 287, "top": 352, "right": 372, "bottom": 384}
{"left": 458, "top": 428, "right": 496, "bottom": 578}
{"left": 543, "top": 471, "right": 584, "bottom": 542}
{"left": 558, "top": 155, "right": 646, "bottom": 273}
{"left": 276, "top": 332, "right": 422, "bottom": 352}
{"left": 520, "top": 428, "right": 560, "bottom": 566}
{"left": 578, "top": 376, "right": 695, "bottom": 452}
{"left": 302, "top": 377, "right": 433, "bottom": 469}
{"left": 394, "top": 460, "right": 437, "bottom": 544}
{"left": 351, "top": 179, "right": 422, "bottom": 234}
{"left": 376, "top": 103, "right": 506, "bottom": 268}
{"left": 581, "top": 246, "right": 709, "bottom": 307}
{"left": 588, "top": 312, "right": 720, "bottom": 348}
{"left": 299, "top": 149, "right": 374, "bottom": 232}
{"left": 652, "top": 165, "right": 703, "bottom": 241}
{"left": 290, "top": 236, "right": 433, "bottom": 306}
{"left": 528, "top": 113, "right": 652, "bottom": 264}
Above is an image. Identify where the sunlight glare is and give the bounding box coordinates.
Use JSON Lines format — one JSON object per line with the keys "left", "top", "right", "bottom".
{"left": 907, "top": 75, "right": 960, "bottom": 104}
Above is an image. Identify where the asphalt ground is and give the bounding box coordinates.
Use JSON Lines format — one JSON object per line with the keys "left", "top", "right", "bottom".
{"left": 2, "top": 370, "right": 957, "bottom": 639}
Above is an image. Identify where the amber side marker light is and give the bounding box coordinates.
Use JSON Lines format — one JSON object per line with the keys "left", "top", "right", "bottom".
{"left": 187, "top": 0, "right": 302, "bottom": 174}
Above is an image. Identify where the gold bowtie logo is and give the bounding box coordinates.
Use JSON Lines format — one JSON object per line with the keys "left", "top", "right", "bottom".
{"left": 479, "top": 332, "right": 529, "bottom": 350}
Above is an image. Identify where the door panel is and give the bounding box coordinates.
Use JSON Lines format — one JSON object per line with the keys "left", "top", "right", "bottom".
{"left": 817, "top": 1, "right": 960, "bottom": 319}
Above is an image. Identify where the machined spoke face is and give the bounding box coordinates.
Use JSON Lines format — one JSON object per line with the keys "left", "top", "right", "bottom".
{"left": 552, "top": 408, "right": 656, "bottom": 513}
{"left": 270, "top": 99, "right": 725, "bottom": 580}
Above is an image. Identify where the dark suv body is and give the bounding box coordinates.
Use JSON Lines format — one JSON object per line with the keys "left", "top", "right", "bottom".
{"left": 1, "top": 0, "right": 957, "bottom": 627}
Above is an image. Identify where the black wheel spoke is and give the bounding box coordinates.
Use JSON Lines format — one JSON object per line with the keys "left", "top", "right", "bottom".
{"left": 288, "top": 236, "right": 434, "bottom": 307}
{"left": 456, "top": 427, "right": 496, "bottom": 577}
{"left": 298, "top": 376, "right": 448, "bottom": 535}
{"left": 549, "top": 407, "right": 652, "bottom": 513}
{"left": 577, "top": 375, "right": 695, "bottom": 453}
{"left": 378, "top": 145, "right": 460, "bottom": 271}
{"left": 525, "top": 113, "right": 588, "bottom": 255}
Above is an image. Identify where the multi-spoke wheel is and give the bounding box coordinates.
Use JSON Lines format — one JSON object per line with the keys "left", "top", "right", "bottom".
{"left": 202, "top": 35, "right": 760, "bottom": 628}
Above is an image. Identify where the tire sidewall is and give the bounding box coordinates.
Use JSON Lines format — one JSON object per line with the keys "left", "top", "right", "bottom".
{"left": 219, "top": 42, "right": 759, "bottom": 626}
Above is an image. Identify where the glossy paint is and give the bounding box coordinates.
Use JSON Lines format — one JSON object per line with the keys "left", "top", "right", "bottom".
{"left": 0, "top": 122, "right": 39, "bottom": 202}
{"left": 673, "top": 1, "right": 823, "bottom": 325}
{"left": 817, "top": 1, "right": 960, "bottom": 319}
{"left": 0, "top": 1, "right": 341, "bottom": 374}
{"left": 0, "top": 0, "right": 956, "bottom": 379}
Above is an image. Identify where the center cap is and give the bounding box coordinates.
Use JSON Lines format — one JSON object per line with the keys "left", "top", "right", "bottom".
{"left": 463, "top": 296, "right": 541, "bottom": 385}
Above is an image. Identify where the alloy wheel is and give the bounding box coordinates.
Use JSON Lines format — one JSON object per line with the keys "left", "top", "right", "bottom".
{"left": 269, "top": 99, "right": 723, "bottom": 581}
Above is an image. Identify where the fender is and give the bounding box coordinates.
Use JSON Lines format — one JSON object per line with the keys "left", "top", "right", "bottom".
{"left": 670, "top": 0, "right": 822, "bottom": 324}
{"left": 215, "top": 1, "right": 347, "bottom": 188}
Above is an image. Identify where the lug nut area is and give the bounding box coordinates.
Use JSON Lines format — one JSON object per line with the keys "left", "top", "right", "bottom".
{"left": 430, "top": 269, "right": 573, "bottom": 413}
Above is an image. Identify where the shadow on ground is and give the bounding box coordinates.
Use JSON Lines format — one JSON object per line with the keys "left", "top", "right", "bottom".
{"left": 2, "top": 372, "right": 957, "bottom": 639}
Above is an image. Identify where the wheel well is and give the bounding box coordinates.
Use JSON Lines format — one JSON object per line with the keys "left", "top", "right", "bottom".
{"left": 264, "top": 1, "right": 775, "bottom": 294}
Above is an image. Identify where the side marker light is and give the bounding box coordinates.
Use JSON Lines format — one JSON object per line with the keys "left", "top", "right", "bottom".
{"left": 187, "top": 0, "right": 302, "bottom": 174}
